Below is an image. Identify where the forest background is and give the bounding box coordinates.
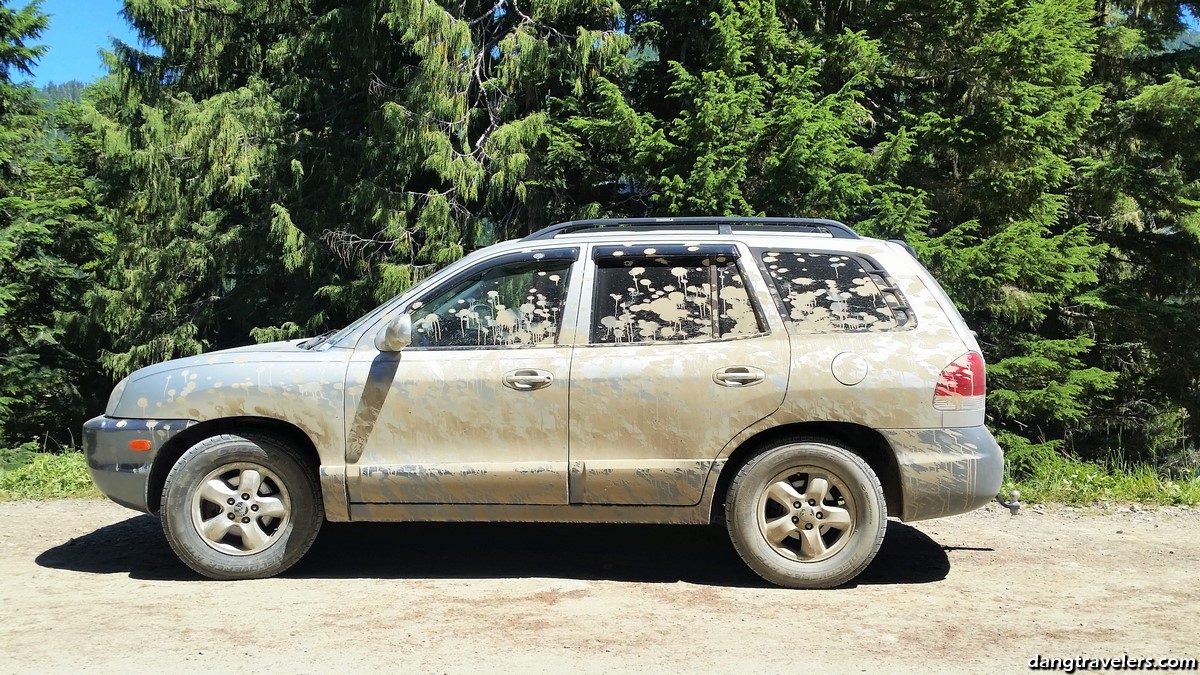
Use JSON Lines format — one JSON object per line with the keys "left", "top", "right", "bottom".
{"left": 2, "top": 0, "right": 1199, "bottom": 500}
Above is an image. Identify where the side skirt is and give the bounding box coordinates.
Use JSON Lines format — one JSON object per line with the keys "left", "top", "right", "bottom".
{"left": 347, "top": 501, "right": 714, "bottom": 525}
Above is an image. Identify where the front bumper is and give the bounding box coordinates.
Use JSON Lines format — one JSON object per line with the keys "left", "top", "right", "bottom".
{"left": 82, "top": 415, "right": 194, "bottom": 513}
{"left": 878, "top": 426, "right": 1004, "bottom": 522}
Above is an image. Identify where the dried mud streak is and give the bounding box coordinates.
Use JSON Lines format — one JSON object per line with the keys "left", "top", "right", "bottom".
{"left": 2, "top": 500, "right": 1197, "bottom": 674}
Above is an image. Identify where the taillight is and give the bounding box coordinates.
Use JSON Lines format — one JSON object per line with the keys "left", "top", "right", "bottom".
{"left": 934, "top": 351, "right": 986, "bottom": 411}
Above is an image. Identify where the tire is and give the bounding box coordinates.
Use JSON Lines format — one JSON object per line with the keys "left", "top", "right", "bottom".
{"left": 160, "top": 433, "right": 323, "bottom": 580}
{"left": 725, "top": 437, "right": 886, "bottom": 589}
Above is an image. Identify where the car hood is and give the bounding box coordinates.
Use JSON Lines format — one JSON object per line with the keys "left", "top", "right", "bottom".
{"left": 127, "top": 339, "right": 324, "bottom": 384}
{"left": 109, "top": 337, "right": 352, "bottom": 423}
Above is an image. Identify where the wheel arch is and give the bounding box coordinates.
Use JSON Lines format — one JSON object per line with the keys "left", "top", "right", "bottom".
{"left": 148, "top": 417, "right": 321, "bottom": 514}
{"left": 709, "top": 421, "right": 902, "bottom": 524}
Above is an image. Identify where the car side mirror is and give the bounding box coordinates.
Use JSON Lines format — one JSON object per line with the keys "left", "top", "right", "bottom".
{"left": 374, "top": 314, "right": 412, "bottom": 352}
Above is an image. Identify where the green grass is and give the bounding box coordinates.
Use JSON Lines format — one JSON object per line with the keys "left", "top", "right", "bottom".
{"left": 1006, "top": 457, "right": 1200, "bottom": 507}
{"left": 0, "top": 448, "right": 1197, "bottom": 506}
{"left": 0, "top": 451, "right": 101, "bottom": 500}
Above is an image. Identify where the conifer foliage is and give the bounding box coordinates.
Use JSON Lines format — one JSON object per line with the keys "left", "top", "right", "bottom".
{"left": 85, "top": 0, "right": 627, "bottom": 375}
{"left": 0, "top": 2, "right": 105, "bottom": 449}
{"left": 0, "top": 0, "right": 1197, "bottom": 472}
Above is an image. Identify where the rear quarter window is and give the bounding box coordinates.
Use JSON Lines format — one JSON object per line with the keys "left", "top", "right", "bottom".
{"left": 754, "top": 249, "right": 913, "bottom": 333}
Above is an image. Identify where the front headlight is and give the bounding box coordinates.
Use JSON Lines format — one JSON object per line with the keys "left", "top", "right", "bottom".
{"left": 105, "top": 376, "right": 130, "bottom": 416}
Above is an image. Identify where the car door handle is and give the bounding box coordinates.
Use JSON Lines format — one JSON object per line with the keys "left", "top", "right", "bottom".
{"left": 503, "top": 369, "right": 554, "bottom": 391}
{"left": 713, "top": 366, "right": 765, "bottom": 387}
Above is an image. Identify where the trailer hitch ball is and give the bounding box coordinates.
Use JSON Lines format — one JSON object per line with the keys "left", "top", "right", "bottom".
{"left": 996, "top": 490, "right": 1022, "bottom": 515}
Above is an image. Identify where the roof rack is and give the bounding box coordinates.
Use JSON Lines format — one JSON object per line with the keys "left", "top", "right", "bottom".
{"left": 523, "top": 216, "right": 860, "bottom": 241}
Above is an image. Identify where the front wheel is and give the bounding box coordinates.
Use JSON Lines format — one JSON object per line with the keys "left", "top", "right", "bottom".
{"left": 160, "top": 434, "right": 323, "bottom": 580}
{"left": 725, "top": 438, "right": 886, "bottom": 588}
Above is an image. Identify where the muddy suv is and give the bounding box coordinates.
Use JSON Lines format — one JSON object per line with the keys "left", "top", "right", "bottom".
{"left": 84, "top": 217, "right": 1002, "bottom": 588}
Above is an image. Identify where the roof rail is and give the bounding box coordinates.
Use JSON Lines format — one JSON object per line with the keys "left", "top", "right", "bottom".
{"left": 523, "top": 216, "right": 860, "bottom": 241}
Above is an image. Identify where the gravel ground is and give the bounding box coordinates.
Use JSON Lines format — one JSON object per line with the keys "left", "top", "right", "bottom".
{"left": 1, "top": 499, "right": 1197, "bottom": 674}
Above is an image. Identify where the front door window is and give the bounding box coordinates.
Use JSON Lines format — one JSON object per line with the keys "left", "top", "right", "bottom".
{"left": 408, "top": 257, "right": 574, "bottom": 348}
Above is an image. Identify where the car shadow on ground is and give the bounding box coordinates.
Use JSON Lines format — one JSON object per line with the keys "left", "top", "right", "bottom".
{"left": 36, "top": 515, "right": 956, "bottom": 587}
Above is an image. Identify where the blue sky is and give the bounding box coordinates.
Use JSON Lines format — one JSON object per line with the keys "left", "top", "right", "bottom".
{"left": 25, "top": 0, "right": 140, "bottom": 87}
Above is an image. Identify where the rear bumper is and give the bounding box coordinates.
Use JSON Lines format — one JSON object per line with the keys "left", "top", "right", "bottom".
{"left": 83, "top": 415, "right": 194, "bottom": 513}
{"left": 878, "top": 426, "right": 1004, "bottom": 522}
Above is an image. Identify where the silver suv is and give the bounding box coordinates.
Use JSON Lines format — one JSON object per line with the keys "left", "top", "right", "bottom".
{"left": 84, "top": 217, "right": 1003, "bottom": 588}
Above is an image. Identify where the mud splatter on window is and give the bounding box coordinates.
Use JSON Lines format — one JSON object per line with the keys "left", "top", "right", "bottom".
{"left": 716, "top": 263, "right": 762, "bottom": 337}
{"left": 758, "top": 250, "right": 903, "bottom": 333}
{"left": 408, "top": 259, "right": 573, "bottom": 348}
{"left": 591, "top": 260, "right": 761, "bottom": 344}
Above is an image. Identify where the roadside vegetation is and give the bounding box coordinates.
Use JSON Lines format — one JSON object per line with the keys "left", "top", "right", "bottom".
{"left": 1, "top": 0, "right": 1199, "bottom": 499}
{"left": 1008, "top": 459, "right": 1200, "bottom": 507}
{"left": 0, "top": 448, "right": 98, "bottom": 500}
{"left": 3, "top": 447, "right": 1197, "bottom": 506}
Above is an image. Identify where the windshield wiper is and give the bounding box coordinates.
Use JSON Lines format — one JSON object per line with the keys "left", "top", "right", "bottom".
{"left": 298, "top": 330, "right": 338, "bottom": 350}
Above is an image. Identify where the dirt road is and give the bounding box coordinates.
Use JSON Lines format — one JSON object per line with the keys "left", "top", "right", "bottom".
{"left": 0, "top": 499, "right": 1196, "bottom": 674}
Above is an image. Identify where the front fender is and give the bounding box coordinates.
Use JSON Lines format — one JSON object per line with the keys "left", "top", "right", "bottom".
{"left": 111, "top": 348, "right": 352, "bottom": 467}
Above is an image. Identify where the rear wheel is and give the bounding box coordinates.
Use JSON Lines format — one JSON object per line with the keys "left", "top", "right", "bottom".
{"left": 726, "top": 437, "right": 886, "bottom": 588}
{"left": 161, "top": 434, "right": 323, "bottom": 580}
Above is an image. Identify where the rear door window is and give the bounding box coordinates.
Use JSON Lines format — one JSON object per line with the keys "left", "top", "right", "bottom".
{"left": 590, "top": 245, "right": 762, "bottom": 344}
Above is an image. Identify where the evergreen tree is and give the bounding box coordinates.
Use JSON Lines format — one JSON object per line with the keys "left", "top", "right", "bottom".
{"left": 89, "top": 0, "right": 628, "bottom": 374}
{"left": 0, "top": 1, "right": 106, "bottom": 449}
{"left": 860, "top": 0, "right": 1118, "bottom": 465}
{"left": 1067, "top": 0, "right": 1200, "bottom": 468}
{"left": 552, "top": 0, "right": 921, "bottom": 227}
{"left": 23, "top": 0, "right": 1193, "bottom": 470}
{"left": 569, "top": 0, "right": 1119, "bottom": 462}
{"left": 40, "top": 80, "right": 85, "bottom": 106}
